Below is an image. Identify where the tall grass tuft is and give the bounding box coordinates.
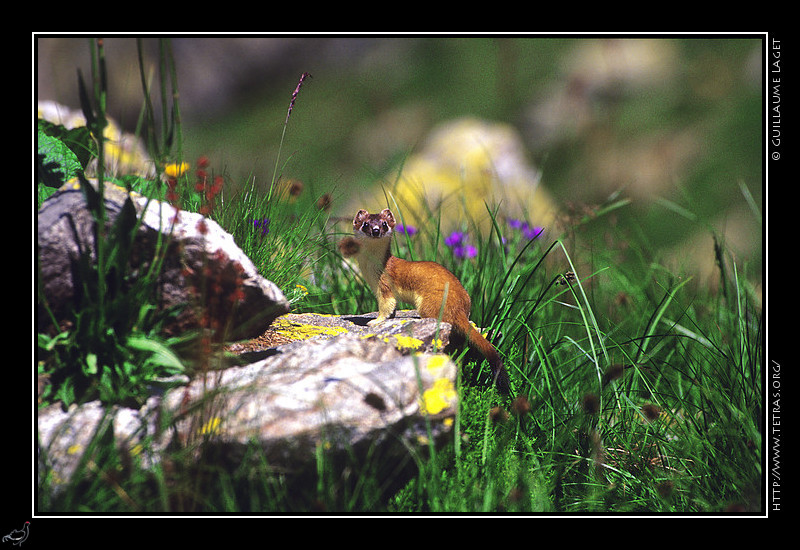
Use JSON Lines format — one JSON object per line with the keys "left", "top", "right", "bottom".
{"left": 37, "top": 38, "right": 188, "bottom": 409}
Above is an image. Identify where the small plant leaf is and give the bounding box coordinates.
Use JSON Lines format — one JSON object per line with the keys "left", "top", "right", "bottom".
{"left": 37, "top": 127, "right": 82, "bottom": 188}
{"left": 127, "top": 335, "right": 185, "bottom": 373}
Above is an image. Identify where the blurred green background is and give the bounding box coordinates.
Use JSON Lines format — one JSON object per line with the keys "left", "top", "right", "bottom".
{"left": 36, "top": 35, "right": 763, "bottom": 294}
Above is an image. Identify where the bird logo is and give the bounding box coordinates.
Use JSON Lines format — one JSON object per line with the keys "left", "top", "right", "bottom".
{"left": 2, "top": 522, "right": 29, "bottom": 546}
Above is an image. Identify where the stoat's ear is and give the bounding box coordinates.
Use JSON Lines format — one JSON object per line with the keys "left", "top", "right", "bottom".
{"left": 380, "top": 209, "right": 396, "bottom": 227}
{"left": 354, "top": 209, "right": 369, "bottom": 228}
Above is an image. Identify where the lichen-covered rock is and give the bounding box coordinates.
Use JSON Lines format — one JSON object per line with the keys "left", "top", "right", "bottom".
{"left": 227, "top": 311, "right": 453, "bottom": 357}
{"left": 166, "top": 333, "right": 457, "bottom": 460}
{"left": 37, "top": 317, "right": 459, "bottom": 501}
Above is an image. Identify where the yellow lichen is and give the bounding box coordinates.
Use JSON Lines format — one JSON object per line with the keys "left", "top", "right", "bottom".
{"left": 271, "top": 318, "right": 347, "bottom": 341}
{"left": 419, "top": 377, "right": 457, "bottom": 416}
{"left": 425, "top": 354, "right": 450, "bottom": 372}
{"left": 389, "top": 335, "right": 424, "bottom": 350}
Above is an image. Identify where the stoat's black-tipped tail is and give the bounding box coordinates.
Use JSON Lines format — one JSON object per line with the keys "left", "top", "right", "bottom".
{"left": 490, "top": 356, "right": 512, "bottom": 396}
{"left": 455, "top": 315, "right": 512, "bottom": 395}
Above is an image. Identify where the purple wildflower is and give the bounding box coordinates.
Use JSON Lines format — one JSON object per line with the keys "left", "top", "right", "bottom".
{"left": 508, "top": 219, "right": 543, "bottom": 240}
{"left": 444, "top": 231, "right": 463, "bottom": 247}
{"left": 253, "top": 217, "right": 270, "bottom": 237}
{"left": 445, "top": 231, "right": 477, "bottom": 259}
{"left": 397, "top": 223, "right": 417, "bottom": 236}
{"left": 523, "top": 224, "right": 544, "bottom": 240}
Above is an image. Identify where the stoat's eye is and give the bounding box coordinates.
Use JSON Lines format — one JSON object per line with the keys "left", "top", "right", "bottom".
{"left": 382, "top": 222, "right": 389, "bottom": 231}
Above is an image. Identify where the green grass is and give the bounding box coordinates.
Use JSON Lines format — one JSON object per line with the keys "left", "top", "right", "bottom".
{"left": 375, "top": 200, "right": 761, "bottom": 514}
{"left": 36, "top": 38, "right": 762, "bottom": 514}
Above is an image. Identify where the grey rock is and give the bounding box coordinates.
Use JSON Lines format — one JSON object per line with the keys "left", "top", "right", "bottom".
{"left": 37, "top": 180, "right": 289, "bottom": 340}
{"left": 37, "top": 314, "right": 459, "bottom": 503}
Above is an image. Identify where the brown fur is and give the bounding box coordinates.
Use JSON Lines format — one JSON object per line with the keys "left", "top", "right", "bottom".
{"left": 352, "top": 209, "right": 511, "bottom": 394}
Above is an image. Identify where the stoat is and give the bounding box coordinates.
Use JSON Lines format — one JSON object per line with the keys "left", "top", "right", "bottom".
{"left": 343, "top": 208, "right": 511, "bottom": 395}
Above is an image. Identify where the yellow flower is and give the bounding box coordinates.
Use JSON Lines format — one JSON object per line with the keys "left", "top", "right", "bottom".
{"left": 164, "top": 162, "right": 190, "bottom": 178}
{"left": 198, "top": 416, "right": 222, "bottom": 436}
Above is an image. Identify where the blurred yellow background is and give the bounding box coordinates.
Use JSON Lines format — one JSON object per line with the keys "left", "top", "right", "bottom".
{"left": 37, "top": 35, "right": 763, "bottom": 290}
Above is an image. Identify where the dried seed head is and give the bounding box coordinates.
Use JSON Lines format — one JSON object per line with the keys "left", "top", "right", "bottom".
{"left": 656, "top": 480, "right": 675, "bottom": 498}
{"left": 556, "top": 271, "right": 576, "bottom": 285}
{"left": 582, "top": 393, "right": 600, "bottom": 415}
{"left": 288, "top": 179, "right": 304, "bottom": 197}
{"left": 602, "top": 363, "right": 625, "bottom": 386}
{"left": 285, "top": 72, "right": 311, "bottom": 124}
{"left": 338, "top": 236, "right": 360, "bottom": 258}
{"left": 490, "top": 406, "right": 510, "bottom": 424}
{"left": 316, "top": 193, "right": 332, "bottom": 211}
{"left": 511, "top": 395, "right": 531, "bottom": 416}
{"left": 642, "top": 403, "right": 661, "bottom": 421}
{"left": 614, "top": 291, "right": 632, "bottom": 307}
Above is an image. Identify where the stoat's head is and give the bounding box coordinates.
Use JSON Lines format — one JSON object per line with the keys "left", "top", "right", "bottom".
{"left": 339, "top": 209, "right": 396, "bottom": 259}
{"left": 353, "top": 208, "right": 396, "bottom": 239}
